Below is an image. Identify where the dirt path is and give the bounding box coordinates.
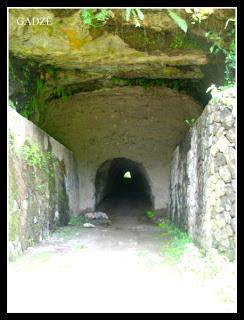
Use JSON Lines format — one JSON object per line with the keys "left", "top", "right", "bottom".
{"left": 8, "top": 197, "right": 237, "bottom": 313}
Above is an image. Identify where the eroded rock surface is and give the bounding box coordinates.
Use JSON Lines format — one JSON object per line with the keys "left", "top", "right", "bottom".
{"left": 170, "top": 87, "right": 236, "bottom": 258}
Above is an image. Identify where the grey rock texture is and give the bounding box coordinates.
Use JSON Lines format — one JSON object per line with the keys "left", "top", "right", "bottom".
{"left": 169, "top": 87, "right": 236, "bottom": 259}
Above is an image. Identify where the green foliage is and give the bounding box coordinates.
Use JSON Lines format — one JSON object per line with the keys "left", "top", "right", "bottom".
{"left": 53, "top": 84, "right": 73, "bottom": 100}
{"left": 15, "top": 141, "right": 56, "bottom": 173}
{"left": 167, "top": 10, "right": 188, "bottom": 33}
{"left": 80, "top": 8, "right": 144, "bottom": 28}
{"left": 22, "top": 78, "right": 46, "bottom": 117}
{"left": 18, "top": 144, "right": 55, "bottom": 195}
{"left": 185, "top": 8, "right": 214, "bottom": 24}
{"left": 80, "top": 9, "right": 111, "bottom": 27}
{"left": 20, "top": 144, "right": 53, "bottom": 169}
{"left": 185, "top": 118, "right": 196, "bottom": 127}
{"left": 9, "top": 135, "right": 57, "bottom": 199}
{"left": 41, "top": 64, "right": 73, "bottom": 100}
{"left": 79, "top": 8, "right": 189, "bottom": 31}
{"left": 68, "top": 216, "right": 83, "bottom": 226}
{"left": 170, "top": 34, "right": 198, "bottom": 49}
{"left": 206, "top": 84, "right": 235, "bottom": 109}
{"left": 205, "top": 18, "right": 236, "bottom": 85}
{"left": 9, "top": 99, "right": 16, "bottom": 109}
{"left": 9, "top": 58, "right": 42, "bottom": 119}
{"left": 124, "top": 8, "right": 144, "bottom": 27}
{"left": 42, "top": 64, "right": 58, "bottom": 80}
{"left": 146, "top": 210, "right": 155, "bottom": 220}
{"left": 9, "top": 59, "right": 74, "bottom": 119}
{"left": 20, "top": 143, "right": 46, "bottom": 169}
{"left": 158, "top": 220, "right": 192, "bottom": 262}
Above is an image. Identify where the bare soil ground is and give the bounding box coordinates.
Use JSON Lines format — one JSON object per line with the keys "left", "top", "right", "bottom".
{"left": 8, "top": 195, "right": 237, "bottom": 313}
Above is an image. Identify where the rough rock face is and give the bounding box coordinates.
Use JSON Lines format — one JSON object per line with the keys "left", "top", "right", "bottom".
{"left": 8, "top": 108, "right": 80, "bottom": 260}
{"left": 40, "top": 86, "right": 202, "bottom": 211}
{"left": 9, "top": 9, "right": 209, "bottom": 83}
{"left": 169, "top": 88, "right": 236, "bottom": 259}
{"left": 9, "top": 8, "right": 234, "bottom": 115}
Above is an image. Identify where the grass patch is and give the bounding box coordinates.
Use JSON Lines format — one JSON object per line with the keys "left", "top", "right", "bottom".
{"left": 146, "top": 210, "right": 156, "bottom": 220}
{"left": 158, "top": 218, "right": 192, "bottom": 263}
{"left": 68, "top": 216, "right": 84, "bottom": 226}
{"left": 158, "top": 218, "right": 236, "bottom": 285}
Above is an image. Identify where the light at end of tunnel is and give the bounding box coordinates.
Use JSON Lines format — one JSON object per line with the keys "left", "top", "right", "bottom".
{"left": 123, "top": 171, "right": 131, "bottom": 179}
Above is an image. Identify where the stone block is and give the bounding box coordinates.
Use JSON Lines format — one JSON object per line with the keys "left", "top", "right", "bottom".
{"left": 219, "top": 166, "right": 232, "bottom": 183}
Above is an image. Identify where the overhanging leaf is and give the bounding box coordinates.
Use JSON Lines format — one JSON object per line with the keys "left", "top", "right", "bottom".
{"left": 135, "top": 8, "right": 144, "bottom": 21}
{"left": 124, "top": 8, "right": 132, "bottom": 22}
{"left": 168, "top": 10, "right": 188, "bottom": 33}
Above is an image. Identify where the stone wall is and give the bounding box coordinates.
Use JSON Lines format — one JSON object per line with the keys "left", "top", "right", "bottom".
{"left": 8, "top": 107, "right": 80, "bottom": 260}
{"left": 169, "top": 88, "right": 236, "bottom": 259}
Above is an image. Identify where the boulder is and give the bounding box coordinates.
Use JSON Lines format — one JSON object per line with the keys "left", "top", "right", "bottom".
{"left": 84, "top": 211, "right": 109, "bottom": 220}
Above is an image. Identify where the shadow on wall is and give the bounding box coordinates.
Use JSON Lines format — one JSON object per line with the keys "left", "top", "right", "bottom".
{"left": 95, "top": 158, "right": 154, "bottom": 210}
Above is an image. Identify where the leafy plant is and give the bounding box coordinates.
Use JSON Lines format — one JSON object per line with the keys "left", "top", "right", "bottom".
{"left": 16, "top": 141, "right": 56, "bottom": 173}
{"left": 20, "top": 143, "right": 46, "bottom": 169}
{"left": 146, "top": 210, "right": 155, "bottom": 220}
{"left": 9, "top": 99, "right": 16, "bottom": 109}
{"left": 158, "top": 219, "right": 192, "bottom": 262}
{"left": 79, "top": 8, "right": 189, "bottom": 31}
{"left": 205, "top": 18, "right": 236, "bottom": 85}
{"left": 80, "top": 9, "right": 112, "bottom": 27}
{"left": 68, "top": 216, "right": 83, "bottom": 226}
{"left": 124, "top": 8, "right": 144, "bottom": 27}
{"left": 167, "top": 10, "right": 188, "bottom": 33}
{"left": 185, "top": 118, "right": 196, "bottom": 127}
{"left": 205, "top": 84, "right": 235, "bottom": 109}
{"left": 53, "top": 84, "right": 73, "bottom": 100}
{"left": 185, "top": 8, "right": 214, "bottom": 24}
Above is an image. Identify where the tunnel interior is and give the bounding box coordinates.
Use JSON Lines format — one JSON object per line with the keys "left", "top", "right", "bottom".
{"left": 95, "top": 158, "right": 153, "bottom": 214}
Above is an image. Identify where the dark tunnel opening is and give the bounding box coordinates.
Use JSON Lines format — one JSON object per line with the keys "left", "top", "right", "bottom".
{"left": 95, "top": 158, "right": 153, "bottom": 215}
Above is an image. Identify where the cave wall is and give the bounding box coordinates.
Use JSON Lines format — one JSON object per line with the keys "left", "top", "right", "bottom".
{"left": 169, "top": 88, "right": 236, "bottom": 258}
{"left": 40, "top": 86, "right": 202, "bottom": 212}
{"left": 8, "top": 107, "right": 80, "bottom": 260}
{"left": 76, "top": 158, "right": 170, "bottom": 212}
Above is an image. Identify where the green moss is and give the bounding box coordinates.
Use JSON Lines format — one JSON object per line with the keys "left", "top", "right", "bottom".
{"left": 68, "top": 216, "right": 83, "bottom": 225}
{"left": 9, "top": 57, "right": 74, "bottom": 120}
{"left": 10, "top": 138, "right": 58, "bottom": 200}
{"left": 8, "top": 137, "right": 66, "bottom": 259}
{"left": 170, "top": 33, "right": 200, "bottom": 49}
{"left": 9, "top": 55, "right": 43, "bottom": 119}
{"left": 149, "top": 216, "right": 193, "bottom": 263}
